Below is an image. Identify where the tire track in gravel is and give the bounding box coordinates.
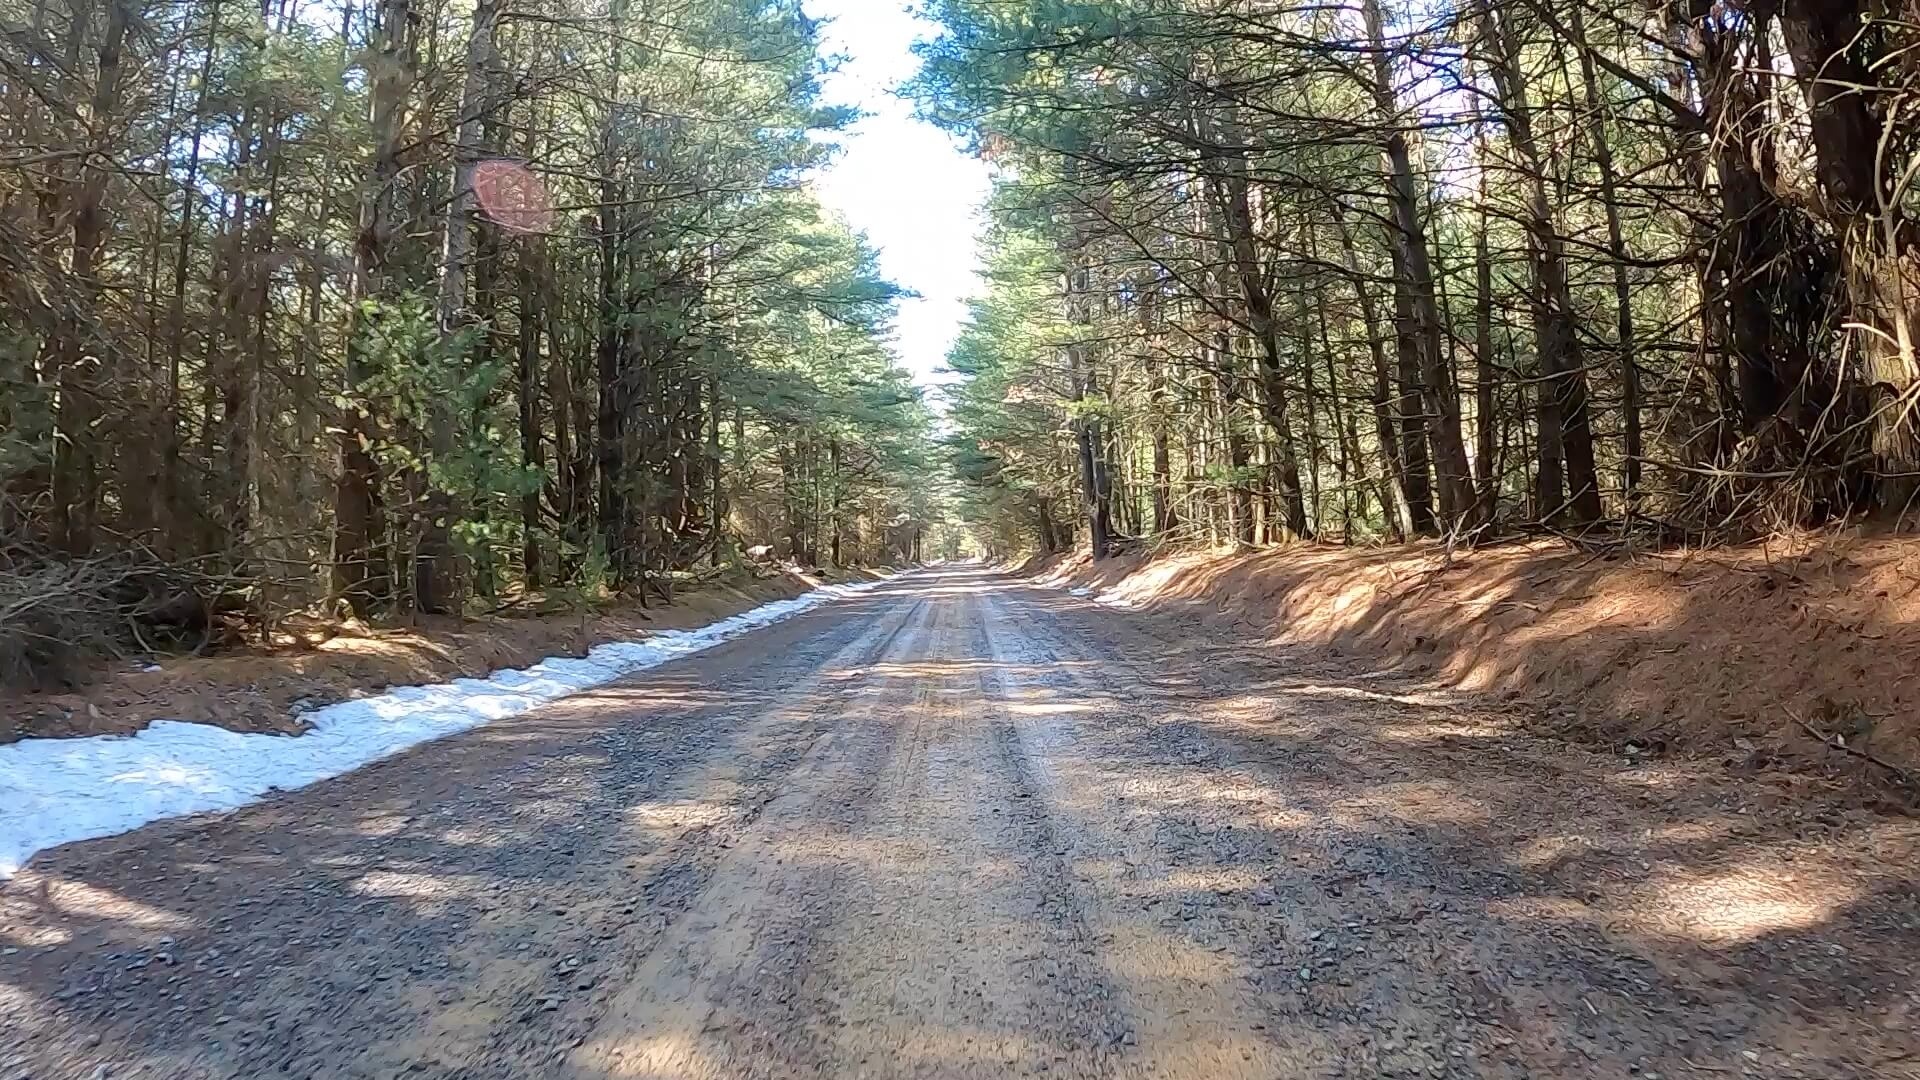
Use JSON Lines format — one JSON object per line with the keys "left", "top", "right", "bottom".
{"left": 994, "top": 576, "right": 1920, "bottom": 1080}
{"left": 0, "top": 584, "right": 930, "bottom": 1080}
{"left": 565, "top": 584, "right": 1136, "bottom": 1078}
{"left": 558, "top": 597, "right": 934, "bottom": 1079}
{"left": 5, "top": 567, "right": 1918, "bottom": 1080}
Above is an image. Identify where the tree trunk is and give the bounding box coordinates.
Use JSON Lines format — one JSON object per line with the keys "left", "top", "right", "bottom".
{"left": 1779, "top": 0, "right": 1920, "bottom": 512}
{"left": 592, "top": 0, "right": 630, "bottom": 581}
{"left": 517, "top": 233, "right": 546, "bottom": 589}
{"left": 1213, "top": 331, "right": 1256, "bottom": 545}
{"left": 707, "top": 375, "right": 726, "bottom": 563}
{"left": 547, "top": 293, "right": 577, "bottom": 571}
{"left": 212, "top": 90, "right": 262, "bottom": 566}
{"left": 1148, "top": 356, "right": 1176, "bottom": 535}
{"left": 1361, "top": 0, "right": 1476, "bottom": 530}
{"left": 1473, "top": 134, "right": 1499, "bottom": 523}
{"left": 417, "top": 0, "right": 498, "bottom": 613}
{"left": 333, "top": 0, "right": 412, "bottom": 615}
{"left": 1570, "top": 3, "right": 1642, "bottom": 507}
{"left": 159, "top": 0, "right": 220, "bottom": 556}
{"left": 1333, "top": 211, "right": 1418, "bottom": 539}
{"left": 595, "top": 193, "right": 626, "bottom": 579}
{"left": 1296, "top": 275, "right": 1325, "bottom": 528}
{"left": 1479, "top": 4, "right": 1603, "bottom": 524}
{"left": 1392, "top": 274, "right": 1438, "bottom": 536}
{"left": 1064, "top": 262, "right": 1112, "bottom": 558}
{"left": 1313, "top": 271, "right": 1368, "bottom": 537}
{"left": 828, "top": 436, "right": 842, "bottom": 567}
{"left": 48, "top": 0, "right": 135, "bottom": 555}
{"left": 1214, "top": 156, "right": 1311, "bottom": 539}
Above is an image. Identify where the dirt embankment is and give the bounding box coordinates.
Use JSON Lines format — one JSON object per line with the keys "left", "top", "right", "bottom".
{"left": 1, "top": 566, "right": 882, "bottom": 745}
{"left": 1031, "top": 535, "right": 1920, "bottom": 786}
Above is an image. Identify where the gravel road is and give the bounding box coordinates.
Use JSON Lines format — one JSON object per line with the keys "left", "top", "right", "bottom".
{"left": 4, "top": 567, "right": 1918, "bottom": 1079}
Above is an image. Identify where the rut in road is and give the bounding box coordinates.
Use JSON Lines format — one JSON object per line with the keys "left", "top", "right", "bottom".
{"left": 2, "top": 567, "right": 1917, "bottom": 1079}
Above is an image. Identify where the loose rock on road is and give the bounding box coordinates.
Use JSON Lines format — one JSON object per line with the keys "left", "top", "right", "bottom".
{"left": 4, "top": 567, "right": 1917, "bottom": 1078}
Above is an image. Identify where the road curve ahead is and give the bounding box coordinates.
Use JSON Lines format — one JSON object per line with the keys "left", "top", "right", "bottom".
{"left": 3, "top": 566, "right": 1916, "bottom": 1079}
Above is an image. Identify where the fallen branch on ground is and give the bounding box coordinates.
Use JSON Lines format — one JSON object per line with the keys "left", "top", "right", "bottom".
{"left": 1790, "top": 710, "right": 1916, "bottom": 791}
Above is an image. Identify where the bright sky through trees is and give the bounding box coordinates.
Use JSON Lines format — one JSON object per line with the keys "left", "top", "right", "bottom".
{"left": 805, "top": 0, "right": 991, "bottom": 393}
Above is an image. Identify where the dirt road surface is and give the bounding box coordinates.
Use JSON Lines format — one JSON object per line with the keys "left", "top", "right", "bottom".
{"left": 4, "top": 568, "right": 1918, "bottom": 1079}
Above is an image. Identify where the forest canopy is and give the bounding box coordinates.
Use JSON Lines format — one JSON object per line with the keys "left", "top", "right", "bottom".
{"left": 0, "top": 0, "right": 941, "bottom": 664}
{"left": 9, "top": 0, "right": 1920, "bottom": 674}
{"left": 917, "top": 0, "right": 1920, "bottom": 556}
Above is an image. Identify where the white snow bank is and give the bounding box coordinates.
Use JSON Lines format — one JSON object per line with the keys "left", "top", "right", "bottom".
{"left": 1065, "top": 584, "right": 1135, "bottom": 609}
{"left": 0, "top": 575, "right": 895, "bottom": 879}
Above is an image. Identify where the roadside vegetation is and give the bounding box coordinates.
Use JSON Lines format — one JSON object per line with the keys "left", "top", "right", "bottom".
{"left": 919, "top": 0, "right": 1920, "bottom": 557}
{"left": 0, "top": 0, "right": 940, "bottom": 688}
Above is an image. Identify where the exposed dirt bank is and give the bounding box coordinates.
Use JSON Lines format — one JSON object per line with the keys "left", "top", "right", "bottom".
{"left": 0, "top": 566, "right": 885, "bottom": 745}
{"left": 1031, "top": 536, "right": 1920, "bottom": 790}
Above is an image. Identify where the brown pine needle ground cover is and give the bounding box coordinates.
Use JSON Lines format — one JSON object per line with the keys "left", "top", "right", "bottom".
{"left": 1031, "top": 533, "right": 1920, "bottom": 792}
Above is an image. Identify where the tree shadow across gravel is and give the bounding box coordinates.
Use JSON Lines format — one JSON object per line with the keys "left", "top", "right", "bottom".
{"left": 1016, "top": 581, "right": 1920, "bottom": 1079}
{"left": 0, "top": 591, "right": 913, "bottom": 1079}
{"left": 1, "top": 571, "right": 1916, "bottom": 1080}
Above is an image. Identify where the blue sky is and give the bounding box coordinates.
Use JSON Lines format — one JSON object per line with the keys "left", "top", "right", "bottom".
{"left": 804, "top": 0, "right": 992, "bottom": 391}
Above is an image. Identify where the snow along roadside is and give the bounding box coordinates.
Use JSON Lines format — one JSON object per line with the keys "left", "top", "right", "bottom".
{"left": 1066, "top": 584, "right": 1137, "bottom": 609}
{"left": 0, "top": 574, "right": 898, "bottom": 879}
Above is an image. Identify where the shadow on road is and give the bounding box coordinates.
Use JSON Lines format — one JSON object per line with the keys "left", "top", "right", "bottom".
{"left": 0, "top": 567, "right": 1914, "bottom": 1078}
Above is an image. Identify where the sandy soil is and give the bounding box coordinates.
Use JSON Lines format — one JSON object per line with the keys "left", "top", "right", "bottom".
{"left": 2, "top": 568, "right": 1915, "bottom": 1078}
{"left": 0, "top": 567, "right": 863, "bottom": 744}
{"left": 1036, "top": 534, "right": 1920, "bottom": 786}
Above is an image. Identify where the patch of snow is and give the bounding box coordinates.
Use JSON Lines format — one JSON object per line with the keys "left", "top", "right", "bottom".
{"left": 1065, "top": 584, "right": 1135, "bottom": 608}
{"left": 0, "top": 576, "right": 895, "bottom": 880}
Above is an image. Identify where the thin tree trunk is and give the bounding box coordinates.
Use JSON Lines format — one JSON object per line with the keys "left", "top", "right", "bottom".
{"left": 1213, "top": 155, "right": 1311, "bottom": 539}
{"left": 417, "top": 0, "right": 499, "bottom": 613}
{"left": 1065, "top": 262, "right": 1112, "bottom": 558}
{"left": 1148, "top": 356, "right": 1176, "bottom": 534}
{"left": 1391, "top": 276, "right": 1438, "bottom": 534}
{"left": 1361, "top": 0, "right": 1476, "bottom": 530}
{"left": 595, "top": 200, "right": 626, "bottom": 577}
{"left": 159, "top": 0, "right": 220, "bottom": 555}
{"left": 517, "top": 234, "right": 547, "bottom": 589}
{"left": 547, "top": 292, "right": 576, "bottom": 573}
{"left": 1473, "top": 130, "right": 1499, "bottom": 523}
{"left": 1570, "top": 3, "right": 1642, "bottom": 507}
{"left": 1297, "top": 275, "right": 1324, "bottom": 529}
{"left": 1213, "top": 330, "right": 1256, "bottom": 545}
{"left": 334, "top": 0, "right": 412, "bottom": 615}
{"left": 1479, "top": 3, "right": 1603, "bottom": 524}
{"left": 1313, "top": 274, "right": 1367, "bottom": 537}
{"left": 49, "top": 0, "right": 135, "bottom": 554}
{"left": 1334, "top": 210, "right": 1418, "bottom": 539}
{"left": 829, "top": 436, "right": 842, "bottom": 566}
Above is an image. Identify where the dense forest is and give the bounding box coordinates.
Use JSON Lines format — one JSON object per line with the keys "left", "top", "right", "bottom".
{"left": 10, "top": 0, "right": 1920, "bottom": 675}
{"left": 0, "top": 0, "right": 941, "bottom": 666}
{"left": 920, "top": 0, "right": 1920, "bottom": 557}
